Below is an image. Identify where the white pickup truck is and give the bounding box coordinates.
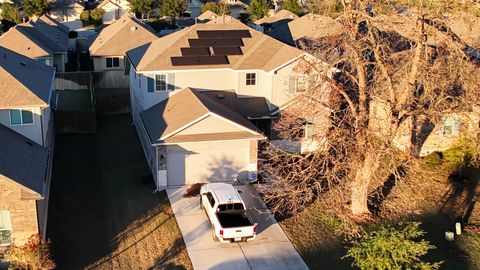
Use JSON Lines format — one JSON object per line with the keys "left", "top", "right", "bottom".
{"left": 200, "top": 183, "right": 257, "bottom": 243}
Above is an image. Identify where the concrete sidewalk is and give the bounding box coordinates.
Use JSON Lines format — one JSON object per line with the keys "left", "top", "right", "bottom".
{"left": 167, "top": 184, "right": 309, "bottom": 270}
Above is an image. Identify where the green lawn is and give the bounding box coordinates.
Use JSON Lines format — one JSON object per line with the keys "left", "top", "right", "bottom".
{"left": 47, "top": 114, "right": 192, "bottom": 270}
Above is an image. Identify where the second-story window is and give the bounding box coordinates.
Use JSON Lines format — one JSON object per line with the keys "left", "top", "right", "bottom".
{"left": 106, "top": 57, "right": 120, "bottom": 68}
{"left": 10, "top": 109, "right": 34, "bottom": 126}
{"left": 246, "top": 73, "right": 256, "bottom": 86}
{"left": 155, "top": 74, "right": 168, "bottom": 91}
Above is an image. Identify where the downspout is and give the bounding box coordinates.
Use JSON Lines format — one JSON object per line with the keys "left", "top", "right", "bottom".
{"left": 40, "top": 108, "right": 45, "bottom": 147}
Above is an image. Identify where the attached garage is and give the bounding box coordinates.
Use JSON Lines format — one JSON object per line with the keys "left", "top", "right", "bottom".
{"left": 166, "top": 140, "right": 251, "bottom": 186}
{"left": 140, "top": 88, "right": 264, "bottom": 190}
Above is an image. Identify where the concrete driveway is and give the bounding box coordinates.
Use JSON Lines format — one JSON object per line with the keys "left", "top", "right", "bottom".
{"left": 167, "top": 184, "right": 309, "bottom": 270}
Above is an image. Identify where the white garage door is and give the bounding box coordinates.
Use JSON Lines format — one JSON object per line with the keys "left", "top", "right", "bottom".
{"left": 167, "top": 140, "right": 250, "bottom": 186}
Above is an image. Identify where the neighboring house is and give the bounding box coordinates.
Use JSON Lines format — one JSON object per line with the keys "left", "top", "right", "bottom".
{"left": 188, "top": 0, "right": 248, "bottom": 19}
{"left": 49, "top": 0, "right": 85, "bottom": 23}
{"left": 370, "top": 98, "right": 480, "bottom": 156}
{"left": 0, "top": 15, "right": 69, "bottom": 71}
{"left": 89, "top": 14, "right": 158, "bottom": 72}
{"left": 97, "top": 0, "right": 130, "bottom": 24}
{"left": 253, "top": 9, "right": 298, "bottom": 33}
{"left": 269, "top": 13, "right": 344, "bottom": 46}
{"left": 176, "top": 10, "right": 221, "bottom": 29}
{"left": 0, "top": 46, "right": 55, "bottom": 246}
{"left": 126, "top": 17, "right": 331, "bottom": 189}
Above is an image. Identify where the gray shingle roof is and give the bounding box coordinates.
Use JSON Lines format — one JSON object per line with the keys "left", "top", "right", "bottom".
{"left": 0, "top": 124, "right": 49, "bottom": 198}
{"left": 140, "top": 88, "right": 264, "bottom": 144}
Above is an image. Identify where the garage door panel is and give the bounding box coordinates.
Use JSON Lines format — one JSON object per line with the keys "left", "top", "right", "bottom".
{"left": 167, "top": 141, "right": 251, "bottom": 186}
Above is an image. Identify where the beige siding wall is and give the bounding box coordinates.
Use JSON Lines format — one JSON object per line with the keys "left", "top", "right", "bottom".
{"left": 370, "top": 99, "right": 480, "bottom": 156}
{"left": 175, "top": 115, "right": 246, "bottom": 136}
{"left": 0, "top": 177, "right": 39, "bottom": 245}
{"left": 93, "top": 56, "right": 125, "bottom": 72}
{"left": 0, "top": 107, "right": 46, "bottom": 146}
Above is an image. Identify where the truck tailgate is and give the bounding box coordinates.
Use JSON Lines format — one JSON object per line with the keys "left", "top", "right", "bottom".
{"left": 223, "top": 225, "right": 255, "bottom": 239}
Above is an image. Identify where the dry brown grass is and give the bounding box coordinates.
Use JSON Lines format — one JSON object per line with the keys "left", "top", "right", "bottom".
{"left": 87, "top": 204, "right": 192, "bottom": 270}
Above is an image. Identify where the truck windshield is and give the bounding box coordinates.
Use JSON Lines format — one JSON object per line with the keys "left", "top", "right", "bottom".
{"left": 217, "top": 203, "right": 245, "bottom": 212}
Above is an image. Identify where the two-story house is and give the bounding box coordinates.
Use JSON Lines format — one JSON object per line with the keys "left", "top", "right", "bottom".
{"left": 89, "top": 14, "right": 158, "bottom": 72}
{"left": 0, "top": 15, "right": 69, "bottom": 72}
{"left": 125, "top": 17, "right": 331, "bottom": 189}
{"left": 0, "top": 46, "right": 55, "bottom": 245}
{"left": 253, "top": 9, "right": 298, "bottom": 34}
{"left": 188, "top": 0, "right": 249, "bottom": 19}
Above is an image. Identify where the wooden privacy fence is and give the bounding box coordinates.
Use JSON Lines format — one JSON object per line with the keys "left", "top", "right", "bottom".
{"left": 95, "top": 89, "right": 131, "bottom": 115}
{"left": 92, "top": 71, "right": 129, "bottom": 89}
{"left": 55, "top": 72, "right": 91, "bottom": 90}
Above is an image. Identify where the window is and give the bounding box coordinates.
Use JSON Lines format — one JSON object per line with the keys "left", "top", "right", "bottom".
{"left": 441, "top": 116, "right": 461, "bottom": 136}
{"left": 155, "top": 74, "right": 167, "bottom": 91}
{"left": 10, "top": 109, "right": 34, "bottom": 125}
{"left": 304, "top": 117, "right": 315, "bottom": 138}
{"left": 217, "top": 203, "right": 245, "bottom": 212}
{"left": 0, "top": 210, "right": 12, "bottom": 245}
{"left": 288, "top": 74, "right": 308, "bottom": 93}
{"left": 246, "top": 73, "right": 256, "bottom": 86}
{"left": 106, "top": 57, "right": 120, "bottom": 68}
{"left": 206, "top": 192, "right": 216, "bottom": 208}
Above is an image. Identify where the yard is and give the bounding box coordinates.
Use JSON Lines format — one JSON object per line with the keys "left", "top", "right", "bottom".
{"left": 279, "top": 155, "right": 480, "bottom": 270}
{"left": 47, "top": 114, "right": 192, "bottom": 270}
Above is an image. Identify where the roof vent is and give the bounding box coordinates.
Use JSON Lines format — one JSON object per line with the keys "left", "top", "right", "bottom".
{"left": 130, "top": 26, "right": 137, "bottom": 31}
{"left": 20, "top": 62, "right": 26, "bottom": 66}
{"left": 217, "top": 93, "right": 225, "bottom": 99}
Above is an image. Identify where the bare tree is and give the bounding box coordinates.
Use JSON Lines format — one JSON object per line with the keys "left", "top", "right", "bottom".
{"left": 260, "top": 0, "right": 480, "bottom": 216}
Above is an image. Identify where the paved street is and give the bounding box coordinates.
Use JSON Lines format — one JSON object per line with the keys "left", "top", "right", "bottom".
{"left": 167, "top": 184, "right": 309, "bottom": 270}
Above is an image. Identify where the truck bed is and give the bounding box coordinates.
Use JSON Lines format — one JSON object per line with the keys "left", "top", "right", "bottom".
{"left": 216, "top": 212, "right": 253, "bottom": 228}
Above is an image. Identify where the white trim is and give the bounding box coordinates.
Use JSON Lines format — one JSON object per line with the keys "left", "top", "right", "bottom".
{"left": 154, "top": 137, "right": 260, "bottom": 146}
{"left": 154, "top": 74, "right": 172, "bottom": 92}
{"left": 105, "top": 57, "right": 121, "bottom": 69}
{"left": 136, "top": 67, "right": 271, "bottom": 75}
{"left": 9, "top": 108, "right": 35, "bottom": 126}
{"left": 269, "top": 54, "right": 307, "bottom": 73}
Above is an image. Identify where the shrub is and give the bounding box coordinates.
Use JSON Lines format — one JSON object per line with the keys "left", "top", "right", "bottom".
{"left": 89, "top": 8, "right": 105, "bottom": 21}
{"left": 80, "top": 10, "right": 90, "bottom": 22}
{"left": 344, "top": 222, "right": 442, "bottom": 270}
{"left": 5, "top": 234, "right": 55, "bottom": 270}
{"left": 424, "top": 152, "right": 443, "bottom": 166}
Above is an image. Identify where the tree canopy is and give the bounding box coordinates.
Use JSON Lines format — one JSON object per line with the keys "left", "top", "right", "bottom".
{"left": 22, "top": 0, "right": 49, "bottom": 18}
{"left": 128, "top": 0, "right": 155, "bottom": 19}
{"left": 246, "top": 0, "right": 269, "bottom": 21}
{"left": 160, "top": 0, "right": 187, "bottom": 18}
{"left": 260, "top": 0, "right": 480, "bottom": 216}
{"left": 200, "top": 2, "right": 231, "bottom": 15}
{"left": 282, "top": 0, "right": 302, "bottom": 15}
{"left": 0, "top": 3, "right": 21, "bottom": 32}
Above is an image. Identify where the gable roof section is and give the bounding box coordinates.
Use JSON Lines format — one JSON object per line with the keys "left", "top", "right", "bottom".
{"left": 197, "top": 10, "right": 219, "bottom": 22}
{"left": 89, "top": 14, "right": 158, "bottom": 57}
{"left": 0, "top": 15, "right": 68, "bottom": 59}
{"left": 269, "top": 13, "right": 344, "bottom": 46}
{"left": 0, "top": 123, "right": 49, "bottom": 198}
{"left": 0, "top": 46, "right": 55, "bottom": 109}
{"left": 140, "top": 88, "right": 264, "bottom": 144}
{"left": 126, "top": 17, "right": 304, "bottom": 72}
{"left": 254, "top": 9, "right": 298, "bottom": 26}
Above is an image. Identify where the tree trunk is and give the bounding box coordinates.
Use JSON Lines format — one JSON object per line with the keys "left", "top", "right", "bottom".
{"left": 351, "top": 153, "right": 377, "bottom": 215}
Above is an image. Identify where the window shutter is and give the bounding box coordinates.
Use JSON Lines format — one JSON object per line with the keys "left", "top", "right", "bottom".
{"left": 167, "top": 73, "right": 175, "bottom": 91}
{"left": 147, "top": 74, "right": 154, "bottom": 93}
{"left": 453, "top": 116, "right": 461, "bottom": 136}
{"left": 288, "top": 75, "right": 296, "bottom": 94}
